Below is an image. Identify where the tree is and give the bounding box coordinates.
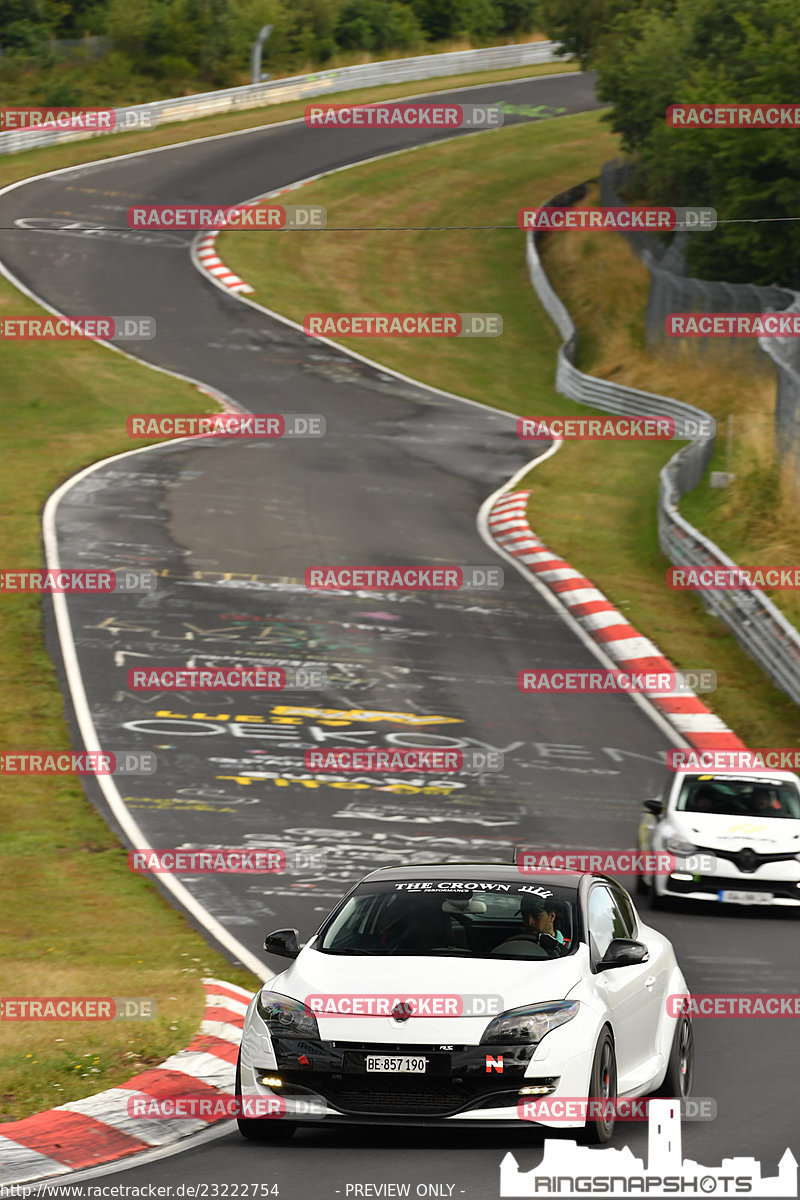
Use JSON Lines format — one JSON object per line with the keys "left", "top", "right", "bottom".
{"left": 538, "top": 0, "right": 661, "bottom": 68}
{"left": 335, "top": 0, "right": 422, "bottom": 52}
{"left": 594, "top": 0, "right": 800, "bottom": 284}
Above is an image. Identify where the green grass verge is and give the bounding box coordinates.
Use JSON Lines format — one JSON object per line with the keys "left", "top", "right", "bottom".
{"left": 219, "top": 109, "right": 800, "bottom": 746}
{"left": 0, "top": 284, "right": 264, "bottom": 1121}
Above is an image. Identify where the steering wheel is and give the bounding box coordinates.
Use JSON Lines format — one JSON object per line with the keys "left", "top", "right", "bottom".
{"left": 489, "top": 934, "right": 548, "bottom": 958}
{"left": 448, "top": 910, "right": 475, "bottom": 947}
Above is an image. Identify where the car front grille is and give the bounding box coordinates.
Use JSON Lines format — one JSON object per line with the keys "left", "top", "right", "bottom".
{"left": 666, "top": 874, "right": 800, "bottom": 900}
{"left": 279, "top": 1071, "right": 528, "bottom": 1117}
{"left": 691, "top": 845, "right": 799, "bottom": 872}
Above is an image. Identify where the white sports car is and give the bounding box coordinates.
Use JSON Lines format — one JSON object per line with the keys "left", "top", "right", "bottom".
{"left": 236, "top": 863, "right": 693, "bottom": 1144}
{"left": 638, "top": 769, "right": 800, "bottom": 907}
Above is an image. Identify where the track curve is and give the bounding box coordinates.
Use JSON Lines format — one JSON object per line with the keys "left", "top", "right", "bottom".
{"left": 1, "top": 72, "right": 798, "bottom": 1196}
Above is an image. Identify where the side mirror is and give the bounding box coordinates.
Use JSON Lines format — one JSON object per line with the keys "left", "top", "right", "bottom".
{"left": 597, "top": 938, "right": 649, "bottom": 971}
{"left": 643, "top": 798, "right": 663, "bottom": 816}
{"left": 264, "top": 928, "right": 300, "bottom": 959}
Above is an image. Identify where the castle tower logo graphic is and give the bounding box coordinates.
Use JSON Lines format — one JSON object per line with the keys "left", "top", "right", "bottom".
{"left": 500, "top": 1100, "right": 798, "bottom": 1198}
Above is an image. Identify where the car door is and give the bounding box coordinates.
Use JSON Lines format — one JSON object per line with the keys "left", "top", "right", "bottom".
{"left": 609, "top": 881, "right": 667, "bottom": 1067}
{"left": 588, "top": 884, "right": 661, "bottom": 1087}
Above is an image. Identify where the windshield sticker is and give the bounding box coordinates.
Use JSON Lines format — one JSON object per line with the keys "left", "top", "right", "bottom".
{"left": 392, "top": 881, "right": 554, "bottom": 897}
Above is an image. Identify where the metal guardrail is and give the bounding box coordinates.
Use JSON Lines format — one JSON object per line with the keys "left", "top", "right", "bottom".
{"left": 0, "top": 40, "right": 567, "bottom": 157}
{"left": 600, "top": 160, "right": 795, "bottom": 364}
{"left": 526, "top": 187, "right": 800, "bottom": 708}
{"left": 759, "top": 296, "right": 800, "bottom": 484}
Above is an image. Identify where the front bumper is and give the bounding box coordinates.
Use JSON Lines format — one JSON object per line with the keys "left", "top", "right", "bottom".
{"left": 656, "top": 870, "right": 800, "bottom": 906}
{"left": 239, "top": 1034, "right": 595, "bottom": 1127}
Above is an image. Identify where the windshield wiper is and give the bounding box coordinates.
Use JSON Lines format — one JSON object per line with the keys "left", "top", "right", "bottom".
{"left": 322, "top": 947, "right": 383, "bottom": 955}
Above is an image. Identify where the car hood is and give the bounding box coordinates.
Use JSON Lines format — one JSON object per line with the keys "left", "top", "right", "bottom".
{"left": 265, "top": 948, "right": 586, "bottom": 1044}
{"left": 669, "top": 811, "right": 800, "bottom": 851}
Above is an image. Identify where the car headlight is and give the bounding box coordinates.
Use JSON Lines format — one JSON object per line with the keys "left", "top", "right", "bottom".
{"left": 480, "top": 1001, "right": 579, "bottom": 1046}
{"left": 256, "top": 991, "right": 319, "bottom": 1038}
{"left": 664, "top": 836, "right": 698, "bottom": 856}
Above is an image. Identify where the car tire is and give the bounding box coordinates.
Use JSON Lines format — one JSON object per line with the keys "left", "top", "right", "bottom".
{"left": 649, "top": 882, "right": 667, "bottom": 911}
{"left": 635, "top": 874, "right": 648, "bottom": 897}
{"left": 578, "top": 1028, "right": 617, "bottom": 1145}
{"left": 235, "top": 1052, "right": 296, "bottom": 1142}
{"left": 657, "top": 1016, "right": 694, "bottom": 1098}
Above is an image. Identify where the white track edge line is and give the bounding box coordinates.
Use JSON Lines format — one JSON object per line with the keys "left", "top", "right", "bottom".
{"left": 41, "top": 461, "right": 271, "bottom": 982}
{"left": 188, "top": 126, "right": 569, "bottom": 415}
{"left": 475, "top": 449, "right": 691, "bottom": 751}
{"left": 0, "top": 72, "right": 598, "bottom": 1189}
{"left": 181, "top": 131, "right": 693, "bottom": 752}
{"left": 0, "top": 75, "right": 594, "bottom": 1115}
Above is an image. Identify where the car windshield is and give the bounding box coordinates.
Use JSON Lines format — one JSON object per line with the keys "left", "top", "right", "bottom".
{"left": 316, "top": 880, "right": 579, "bottom": 960}
{"left": 677, "top": 776, "right": 800, "bottom": 819}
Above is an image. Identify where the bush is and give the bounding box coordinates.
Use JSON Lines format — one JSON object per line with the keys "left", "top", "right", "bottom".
{"left": 541, "top": 0, "right": 800, "bottom": 287}
{"left": 1, "top": 19, "right": 51, "bottom": 54}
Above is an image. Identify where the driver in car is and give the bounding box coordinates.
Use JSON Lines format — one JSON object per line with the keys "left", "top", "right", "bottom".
{"left": 495, "top": 894, "right": 569, "bottom": 956}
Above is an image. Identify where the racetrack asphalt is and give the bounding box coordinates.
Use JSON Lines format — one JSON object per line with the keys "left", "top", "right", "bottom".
{"left": 0, "top": 73, "right": 798, "bottom": 1195}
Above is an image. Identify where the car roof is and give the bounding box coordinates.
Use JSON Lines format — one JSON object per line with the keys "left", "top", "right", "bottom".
{"left": 672, "top": 770, "right": 800, "bottom": 786}
{"left": 360, "top": 862, "right": 587, "bottom": 890}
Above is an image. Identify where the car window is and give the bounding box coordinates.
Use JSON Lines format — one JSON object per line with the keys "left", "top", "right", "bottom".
{"left": 676, "top": 776, "right": 800, "bottom": 818}
{"left": 608, "top": 885, "right": 636, "bottom": 938}
{"left": 588, "top": 885, "right": 629, "bottom": 957}
{"left": 316, "top": 880, "right": 579, "bottom": 959}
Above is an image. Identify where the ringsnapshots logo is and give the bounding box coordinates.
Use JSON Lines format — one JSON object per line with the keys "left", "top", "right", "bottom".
{"left": 304, "top": 566, "right": 503, "bottom": 591}
{"left": 0, "top": 997, "right": 155, "bottom": 1020}
{"left": 518, "top": 669, "right": 716, "bottom": 694}
{"left": 517, "top": 849, "right": 717, "bottom": 876}
{"left": 667, "top": 748, "right": 800, "bottom": 773}
{"left": 126, "top": 414, "right": 324, "bottom": 439}
{"left": 0, "top": 107, "right": 155, "bottom": 132}
{"left": 667, "top": 313, "right": 800, "bottom": 337}
{"left": 126, "top": 665, "right": 327, "bottom": 691}
{"left": 302, "top": 993, "right": 504, "bottom": 1017}
{"left": 304, "top": 103, "right": 503, "bottom": 129}
{"left": 0, "top": 569, "right": 156, "bottom": 593}
{"left": 127, "top": 204, "right": 326, "bottom": 229}
{"left": 0, "top": 751, "right": 157, "bottom": 776}
{"left": 667, "top": 565, "right": 800, "bottom": 590}
{"left": 667, "top": 103, "right": 800, "bottom": 128}
{"left": 304, "top": 748, "right": 503, "bottom": 772}
{"left": 502, "top": 1097, "right": 793, "bottom": 1197}
{"left": 1, "top": 316, "right": 155, "bottom": 340}
{"left": 518, "top": 207, "right": 717, "bottom": 232}
{"left": 303, "top": 313, "right": 502, "bottom": 338}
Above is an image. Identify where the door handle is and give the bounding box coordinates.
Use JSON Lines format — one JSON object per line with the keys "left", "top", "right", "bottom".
{"left": 645, "top": 976, "right": 656, "bottom": 990}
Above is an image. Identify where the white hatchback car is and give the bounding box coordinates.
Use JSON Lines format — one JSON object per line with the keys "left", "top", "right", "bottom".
{"left": 236, "top": 863, "right": 693, "bottom": 1145}
{"left": 638, "top": 770, "right": 800, "bottom": 908}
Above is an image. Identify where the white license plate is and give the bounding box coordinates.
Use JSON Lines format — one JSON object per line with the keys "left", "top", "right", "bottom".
{"left": 718, "top": 890, "right": 773, "bottom": 905}
{"left": 365, "top": 1056, "right": 427, "bottom": 1073}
